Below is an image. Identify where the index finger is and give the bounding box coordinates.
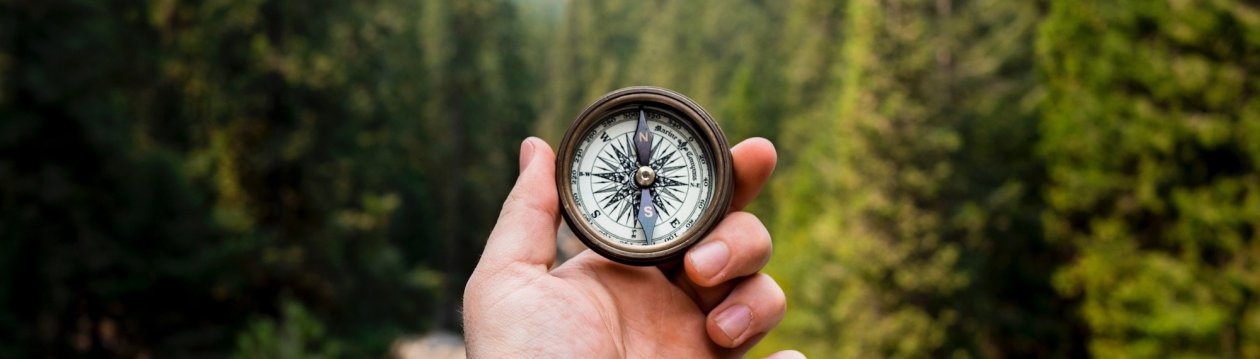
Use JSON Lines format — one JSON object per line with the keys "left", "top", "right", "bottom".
{"left": 728, "top": 137, "right": 777, "bottom": 213}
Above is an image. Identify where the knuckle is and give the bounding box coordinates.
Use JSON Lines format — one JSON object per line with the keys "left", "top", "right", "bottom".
{"left": 463, "top": 272, "right": 488, "bottom": 309}
{"left": 759, "top": 273, "right": 788, "bottom": 313}
{"left": 727, "top": 211, "right": 761, "bottom": 227}
{"left": 755, "top": 222, "right": 773, "bottom": 259}
{"left": 498, "top": 189, "right": 557, "bottom": 222}
{"left": 464, "top": 262, "right": 534, "bottom": 311}
{"left": 728, "top": 212, "right": 773, "bottom": 257}
{"left": 498, "top": 189, "right": 529, "bottom": 217}
{"left": 735, "top": 212, "right": 769, "bottom": 240}
{"left": 719, "top": 212, "right": 762, "bottom": 240}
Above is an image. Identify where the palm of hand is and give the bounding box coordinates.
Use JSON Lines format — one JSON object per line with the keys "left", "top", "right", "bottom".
{"left": 471, "top": 252, "right": 722, "bottom": 358}
{"left": 463, "top": 137, "right": 799, "bottom": 358}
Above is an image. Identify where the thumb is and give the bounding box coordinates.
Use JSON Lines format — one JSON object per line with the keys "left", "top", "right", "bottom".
{"left": 481, "top": 137, "right": 560, "bottom": 271}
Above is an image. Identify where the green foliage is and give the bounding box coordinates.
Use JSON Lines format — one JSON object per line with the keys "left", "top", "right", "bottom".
{"left": 4, "top": 0, "right": 1259, "bottom": 357}
{"left": 234, "top": 298, "right": 343, "bottom": 359}
{"left": 1, "top": 0, "right": 531, "bottom": 356}
{"left": 1039, "top": 0, "right": 1260, "bottom": 357}
{"left": 763, "top": 0, "right": 1067, "bottom": 356}
{"left": 534, "top": 0, "right": 785, "bottom": 144}
{"left": 537, "top": 0, "right": 1260, "bottom": 357}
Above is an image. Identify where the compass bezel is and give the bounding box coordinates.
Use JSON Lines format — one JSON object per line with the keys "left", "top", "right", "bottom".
{"left": 556, "top": 86, "right": 734, "bottom": 266}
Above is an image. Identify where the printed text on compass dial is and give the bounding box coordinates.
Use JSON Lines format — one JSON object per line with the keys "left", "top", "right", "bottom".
{"left": 569, "top": 108, "right": 715, "bottom": 245}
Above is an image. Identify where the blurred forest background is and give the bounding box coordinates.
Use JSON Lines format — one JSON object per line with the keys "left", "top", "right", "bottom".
{"left": 2, "top": 0, "right": 1259, "bottom": 357}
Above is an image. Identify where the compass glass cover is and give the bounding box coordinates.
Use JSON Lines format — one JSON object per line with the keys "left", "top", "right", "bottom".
{"left": 567, "top": 105, "right": 715, "bottom": 247}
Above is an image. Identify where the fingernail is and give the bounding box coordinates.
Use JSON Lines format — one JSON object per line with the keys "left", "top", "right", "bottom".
{"left": 689, "top": 241, "right": 730, "bottom": 281}
{"left": 519, "top": 137, "right": 536, "bottom": 172}
{"left": 714, "top": 304, "right": 751, "bottom": 342}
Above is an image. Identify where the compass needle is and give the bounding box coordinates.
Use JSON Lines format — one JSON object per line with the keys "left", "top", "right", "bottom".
{"left": 632, "top": 106, "right": 658, "bottom": 242}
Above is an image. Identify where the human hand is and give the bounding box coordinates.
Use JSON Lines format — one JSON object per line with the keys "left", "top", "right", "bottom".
{"left": 463, "top": 137, "right": 802, "bottom": 358}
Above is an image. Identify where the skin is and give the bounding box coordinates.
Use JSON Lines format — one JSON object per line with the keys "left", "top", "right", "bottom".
{"left": 464, "top": 137, "right": 803, "bottom": 358}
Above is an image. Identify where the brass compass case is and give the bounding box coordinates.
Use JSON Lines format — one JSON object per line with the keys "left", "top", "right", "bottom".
{"left": 556, "top": 87, "right": 734, "bottom": 266}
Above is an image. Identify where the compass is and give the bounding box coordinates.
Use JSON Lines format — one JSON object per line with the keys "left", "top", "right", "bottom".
{"left": 556, "top": 87, "right": 734, "bottom": 266}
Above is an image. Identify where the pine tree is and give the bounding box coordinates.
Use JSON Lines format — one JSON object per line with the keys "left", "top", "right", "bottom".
{"left": 0, "top": 0, "right": 537, "bottom": 355}
{"left": 534, "top": 0, "right": 783, "bottom": 143}
{"left": 1039, "top": 0, "right": 1260, "bottom": 356}
{"left": 764, "top": 0, "right": 1062, "bottom": 356}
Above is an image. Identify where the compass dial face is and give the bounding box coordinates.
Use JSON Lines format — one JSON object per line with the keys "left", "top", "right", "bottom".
{"left": 568, "top": 106, "right": 715, "bottom": 246}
